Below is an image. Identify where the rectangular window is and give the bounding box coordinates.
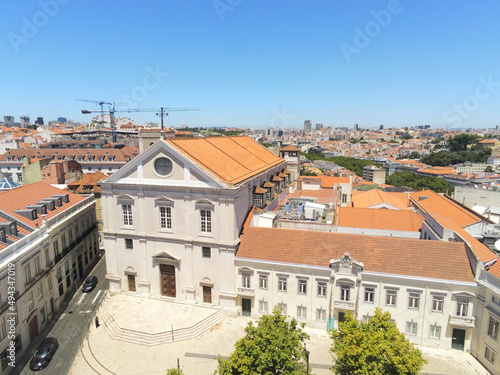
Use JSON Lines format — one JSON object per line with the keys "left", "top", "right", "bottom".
{"left": 364, "top": 287, "right": 375, "bottom": 303}
{"left": 409, "top": 293, "right": 420, "bottom": 309}
{"left": 278, "top": 277, "right": 287, "bottom": 292}
{"left": 28, "top": 291, "right": 34, "bottom": 312}
{"left": 297, "top": 305, "right": 307, "bottom": 319}
{"left": 0, "top": 320, "right": 5, "bottom": 341}
{"left": 69, "top": 229, "right": 73, "bottom": 245}
{"left": 341, "top": 194, "right": 347, "bottom": 203}
{"left": 61, "top": 234, "right": 67, "bottom": 251}
{"left": 298, "top": 279, "right": 307, "bottom": 295}
{"left": 386, "top": 290, "right": 397, "bottom": 306}
{"left": 253, "top": 194, "right": 263, "bottom": 208}
{"left": 122, "top": 204, "right": 133, "bottom": 226}
{"left": 488, "top": 316, "right": 499, "bottom": 340}
{"left": 259, "top": 300, "right": 268, "bottom": 313}
{"left": 34, "top": 256, "right": 41, "bottom": 276}
{"left": 277, "top": 302, "right": 287, "bottom": 315}
{"left": 200, "top": 210, "right": 212, "bottom": 233}
{"left": 316, "top": 308, "right": 326, "bottom": 322}
{"left": 53, "top": 240, "right": 59, "bottom": 257}
{"left": 485, "top": 346, "right": 496, "bottom": 364}
{"left": 125, "top": 238, "right": 133, "bottom": 249}
{"left": 406, "top": 321, "right": 417, "bottom": 336}
{"left": 40, "top": 307, "right": 46, "bottom": 324}
{"left": 430, "top": 324, "right": 441, "bottom": 339}
{"left": 160, "top": 206, "right": 172, "bottom": 229}
{"left": 259, "top": 275, "right": 268, "bottom": 290}
{"left": 242, "top": 274, "right": 251, "bottom": 289}
{"left": 456, "top": 299, "right": 468, "bottom": 317}
{"left": 38, "top": 283, "right": 43, "bottom": 301}
{"left": 432, "top": 295, "right": 444, "bottom": 312}
{"left": 340, "top": 285, "right": 350, "bottom": 301}
{"left": 47, "top": 277, "right": 52, "bottom": 292}
{"left": 24, "top": 263, "right": 31, "bottom": 285}
{"left": 202, "top": 247, "right": 211, "bottom": 259}
{"left": 317, "top": 282, "right": 327, "bottom": 297}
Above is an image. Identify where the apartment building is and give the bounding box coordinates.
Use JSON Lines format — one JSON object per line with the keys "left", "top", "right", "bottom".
{"left": 0, "top": 147, "right": 139, "bottom": 184}
{"left": 0, "top": 183, "right": 98, "bottom": 374}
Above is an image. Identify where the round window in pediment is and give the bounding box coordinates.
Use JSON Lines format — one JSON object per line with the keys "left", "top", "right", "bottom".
{"left": 154, "top": 157, "right": 173, "bottom": 176}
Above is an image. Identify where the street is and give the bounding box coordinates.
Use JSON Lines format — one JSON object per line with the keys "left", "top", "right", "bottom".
{"left": 17, "top": 257, "right": 108, "bottom": 375}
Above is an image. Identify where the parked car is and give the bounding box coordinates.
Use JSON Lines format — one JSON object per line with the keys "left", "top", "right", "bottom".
{"left": 82, "top": 276, "right": 98, "bottom": 292}
{"left": 29, "top": 337, "right": 59, "bottom": 371}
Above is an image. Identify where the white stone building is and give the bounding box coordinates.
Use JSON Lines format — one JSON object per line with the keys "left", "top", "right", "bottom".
{"left": 235, "top": 226, "right": 478, "bottom": 352}
{"left": 100, "top": 136, "right": 297, "bottom": 312}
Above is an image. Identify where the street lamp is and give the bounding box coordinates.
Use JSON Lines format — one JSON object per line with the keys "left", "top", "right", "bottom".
{"left": 304, "top": 343, "right": 310, "bottom": 374}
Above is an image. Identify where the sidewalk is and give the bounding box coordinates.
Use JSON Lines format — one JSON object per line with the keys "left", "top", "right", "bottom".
{"left": 69, "top": 293, "right": 491, "bottom": 375}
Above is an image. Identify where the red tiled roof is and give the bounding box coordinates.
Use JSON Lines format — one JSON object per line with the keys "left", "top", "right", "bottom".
{"left": 410, "top": 190, "right": 482, "bottom": 228}
{"left": 237, "top": 227, "right": 475, "bottom": 282}
{"left": 337, "top": 207, "right": 423, "bottom": 231}
{"left": 0, "top": 182, "right": 86, "bottom": 229}
{"left": 167, "top": 136, "right": 284, "bottom": 185}
{"left": 351, "top": 189, "right": 409, "bottom": 210}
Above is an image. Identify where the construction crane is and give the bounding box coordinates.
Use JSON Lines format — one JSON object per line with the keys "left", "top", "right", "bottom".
{"left": 112, "top": 107, "right": 201, "bottom": 129}
{"left": 77, "top": 99, "right": 118, "bottom": 142}
{"left": 76, "top": 99, "right": 113, "bottom": 127}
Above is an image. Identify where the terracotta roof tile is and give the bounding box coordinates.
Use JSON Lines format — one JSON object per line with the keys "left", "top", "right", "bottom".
{"left": 237, "top": 227, "right": 475, "bottom": 283}
{"left": 0, "top": 182, "right": 86, "bottom": 229}
{"left": 337, "top": 207, "right": 423, "bottom": 231}
{"left": 351, "top": 189, "right": 409, "bottom": 210}
{"left": 410, "top": 190, "right": 482, "bottom": 228}
{"left": 167, "top": 136, "right": 284, "bottom": 185}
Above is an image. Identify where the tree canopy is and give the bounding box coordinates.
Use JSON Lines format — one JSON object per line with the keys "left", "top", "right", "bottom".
{"left": 447, "top": 133, "right": 479, "bottom": 151}
{"left": 385, "top": 171, "right": 454, "bottom": 194}
{"left": 303, "top": 150, "right": 382, "bottom": 177}
{"left": 330, "top": 309, "right": 426, "bottom": 375}
{"left": 214, "top": 308, "right": 310, "bottom": 375}
{"left": 420, "top": 148, "right": 491, "bottom": 167}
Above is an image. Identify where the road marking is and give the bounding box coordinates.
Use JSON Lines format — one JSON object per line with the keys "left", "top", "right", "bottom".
{"left": 92, "top": 290, "right": 102, "bottom": 304}
{"left": 77, "top": 295, "right": 85, "bottom": 305}
{"left": 79, "top": 310, "right": 92, "bottom": 314}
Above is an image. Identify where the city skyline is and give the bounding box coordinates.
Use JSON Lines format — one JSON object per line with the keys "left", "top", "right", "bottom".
{"left": 2, "top": 1, "right": 500, "bottom": 129}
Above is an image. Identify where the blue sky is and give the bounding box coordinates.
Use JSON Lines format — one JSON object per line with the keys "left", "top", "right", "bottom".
{"left": 1, "top": 1, "right": 500, "bottom": 129}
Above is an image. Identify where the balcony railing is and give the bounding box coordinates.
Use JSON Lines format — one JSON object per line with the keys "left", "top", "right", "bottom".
{"left": 237, "top": 287, "right": 255, "bottom": 296}
{"left": 334, "top": 300, "right": 356, "bottom": 310}
{"left": 449, "top": 314, "right": 475, "bottom": 328}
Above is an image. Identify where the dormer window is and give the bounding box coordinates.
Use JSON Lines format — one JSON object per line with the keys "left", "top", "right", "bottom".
{"left": 49, "top": 202, "right": 55, "bottom": 210}
{"left": 31, "top": 210, "right": 37, "bottom": 220}
{"left": 78, "top": 156, "right": 84, "bottom": 162}
{"left": 16, "top": 157, "right": 23, "bottom": 161}
{"left": 0, "top": 229, "right": 5, "bottom": 243}
{"left": 7, "top": 157, "right": 12, "bottom": 162}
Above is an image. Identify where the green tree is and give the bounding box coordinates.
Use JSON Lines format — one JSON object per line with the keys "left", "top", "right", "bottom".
{"left": 486, "top": 165, "right": 494, "bottom": 173}
{"left": 447, "top": 133, "right": 479, "bottom": 152}
{"left": 330, "top": 309, "right": 426, "bottom": 375}
{"left": 167, "top": 369, "right": 182, "bottom": 375}
{"left": 215, "top": 308, "right": 310, "bottom": 375}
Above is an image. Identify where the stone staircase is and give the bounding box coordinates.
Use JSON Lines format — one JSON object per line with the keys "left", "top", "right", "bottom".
{"left": 102, "top": 309, "right": 227, "bottom": 346}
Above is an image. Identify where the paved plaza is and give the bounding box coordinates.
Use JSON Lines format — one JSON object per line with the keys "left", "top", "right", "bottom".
{"left": 69, "top": 293, "right": 491, "bottom": 375}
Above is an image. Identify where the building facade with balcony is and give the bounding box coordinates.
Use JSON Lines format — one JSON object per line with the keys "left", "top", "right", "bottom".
{"left": 235, "top": 226, "right": 478, "bottom": 353}
{"left": 0, "top": 182, "right": 98, "bottom": 374}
